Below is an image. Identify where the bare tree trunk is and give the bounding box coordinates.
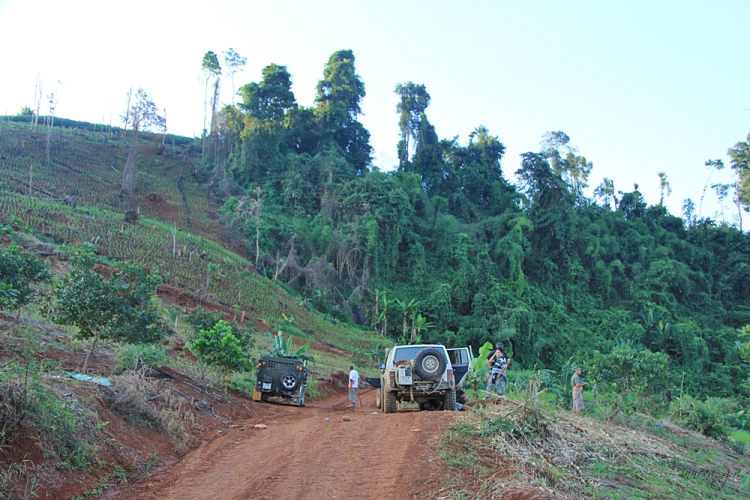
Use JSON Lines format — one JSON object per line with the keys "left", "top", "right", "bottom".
{"left": 735, "top": 181, "right": 744, "bottom": 232}
{"left": 33, "top": 75, "right": 42, "bottom": 134}
{"left": 210, "top": 78, "right": 220, "bottom": 136}
{"left": 82, "top": 332, "right": 101, "bottom": 374}
{"left": 202, "top": 78, "right": 209, "bottom": 157}
{"left": 121, "top": 128, "right": 140, "bottom": 195}
{"left": 122, "top": 86, "right": 132, "bottom": 135}
{"left": 254, "top": 216, "right": 260, "bottom": 267}
{"left": 45, "top": 113, "right": 55, "bottom": 165}
{"left": 172, "top": 222, "right": 177, "bottom": 256}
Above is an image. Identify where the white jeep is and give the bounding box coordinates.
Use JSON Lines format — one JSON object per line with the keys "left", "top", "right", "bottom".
{"left": 375, "top": 344, "right": 456, "bottom": 413}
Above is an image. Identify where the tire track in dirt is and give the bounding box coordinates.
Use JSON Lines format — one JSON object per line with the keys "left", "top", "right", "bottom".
{"left": 112, "top": 388, "right": 458, "bottom": 500}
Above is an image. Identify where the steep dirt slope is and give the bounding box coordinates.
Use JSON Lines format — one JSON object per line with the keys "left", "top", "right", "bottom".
{"left": 109, "top": 388, "right": 457, "bottom": 500}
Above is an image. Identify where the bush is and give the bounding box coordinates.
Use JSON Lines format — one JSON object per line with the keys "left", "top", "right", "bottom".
{"left": 192, "top": 320, "right": 249, "bottom": 374}
{"left": 0, "top": 244, "right": 50, "bottom": 313}
{"left": 670, "top": 396, "right": 731, "bottom": 441}
{"left": 47, "top": 243, "right": 172, "bottom": 372}
{"left": 229, "top": 372, "right": 256, "bottom": 396}
{"left": 114, "top": 343, "right": 168, "bottom": 374}
{"left": 186, "top": 307, "right": 255, "bottom": 350}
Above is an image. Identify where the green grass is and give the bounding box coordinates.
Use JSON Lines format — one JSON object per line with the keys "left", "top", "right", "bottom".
{"left": 731, "top": 429, "right": 750, "bottom": 445}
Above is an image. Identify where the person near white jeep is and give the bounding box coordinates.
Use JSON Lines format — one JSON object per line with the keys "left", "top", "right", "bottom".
{"left": 485, "top": 342, "right": 509, "bottom": 398}
{"left": 348, "top": 365, "right": 359, "bottom": 407}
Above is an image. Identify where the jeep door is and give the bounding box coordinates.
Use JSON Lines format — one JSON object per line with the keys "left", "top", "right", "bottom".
{"left": 446, "top": 347, "right": 472, "bottom": 386}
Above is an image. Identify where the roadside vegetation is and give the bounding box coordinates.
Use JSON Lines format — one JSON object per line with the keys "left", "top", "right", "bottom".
{"left": 440, "top": 351, "right": 750, "bottom": 499}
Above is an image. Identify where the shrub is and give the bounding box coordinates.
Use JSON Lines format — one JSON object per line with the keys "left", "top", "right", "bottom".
{"left": 588, "top": 340, "right": 674, "bottom": 421}
{"left": 114, "top": 343, "right": 168, "bottom": 374}
{"left": 0, "top": 244, "right": 50, "bottom": 316}
{"left": 670, "top": 396, "right": 730, "bottom": 441}
{"left": 229, "top": 372, "right": 256, "bottom": 396}
{"left": 192, "top": 320, "right": 249, "bottom": 375}
{"left": 47, "top": 243, "right": 172, "bottom": 372}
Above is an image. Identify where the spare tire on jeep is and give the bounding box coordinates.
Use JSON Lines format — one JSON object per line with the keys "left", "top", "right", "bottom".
{"left": 280, "top": 372, "right": 300, "bottom": 391}
{"left": 413, "top": 347, "right": 448, "bottom": 381}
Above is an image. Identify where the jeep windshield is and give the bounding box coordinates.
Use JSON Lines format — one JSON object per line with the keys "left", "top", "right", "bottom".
{"left": 393, "top": 346, "right": 435, "bottom": 363}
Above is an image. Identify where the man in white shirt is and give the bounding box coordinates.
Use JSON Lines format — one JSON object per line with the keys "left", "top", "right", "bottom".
{"left": 348, "top": 365, "right": 359, "bottom": 407}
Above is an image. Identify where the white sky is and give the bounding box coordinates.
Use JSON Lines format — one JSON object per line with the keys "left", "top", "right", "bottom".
{"left": 1, "top": 0, "right": 748, "bottom": 227}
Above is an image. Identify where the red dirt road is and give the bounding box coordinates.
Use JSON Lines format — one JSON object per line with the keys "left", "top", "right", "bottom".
{"left": 111, "top": 388, "right": 458, "bottom": 500}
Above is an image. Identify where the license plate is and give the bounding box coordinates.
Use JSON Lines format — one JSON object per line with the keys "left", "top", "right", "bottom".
{"left": 262, "top": 382, "right": 272, "bottom": 390}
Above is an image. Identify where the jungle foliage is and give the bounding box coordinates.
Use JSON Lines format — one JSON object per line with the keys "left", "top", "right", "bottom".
{"left": 197, "top": 49, "right": 750, "bottom": 398}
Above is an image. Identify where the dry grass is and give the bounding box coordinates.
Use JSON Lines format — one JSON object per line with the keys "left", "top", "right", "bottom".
{"left": 104, "top": 370, "right": 197, "bottom": 449}
{"left": 440, "top": 396, "right": 749, "bottom": 500}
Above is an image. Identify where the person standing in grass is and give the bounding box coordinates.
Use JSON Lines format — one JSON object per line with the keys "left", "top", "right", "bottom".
{"left": 485, "top": 343, "right": 509, "bottom": 398}
{"left": 571, "top": 366, "right": 588, "bottom": 415}
{"left": 348, "top": 365, "right": 359, "bottom": 407}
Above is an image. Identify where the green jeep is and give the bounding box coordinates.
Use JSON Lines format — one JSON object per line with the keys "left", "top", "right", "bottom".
{"left": 253, "top": 355, "right": 308, "bottom": 407}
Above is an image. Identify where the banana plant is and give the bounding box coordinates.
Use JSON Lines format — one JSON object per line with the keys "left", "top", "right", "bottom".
{"left": 414, "top": 314, "right": 433, "bottom": 338}
{"left": 378, "top": 293, "right": 395, "bottom": 337}
{"left": 463, "top": 341, "right": 493, "bottom": 401}
{"left": 543, "top": 356, "right": 577, "bottom": 409}
{"left": 263, "top": 330, "right": 314, "bottom": 362}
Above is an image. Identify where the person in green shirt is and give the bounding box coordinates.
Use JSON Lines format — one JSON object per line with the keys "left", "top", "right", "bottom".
{"left": 571, "top": 366, "right": 587, "bottom": 416}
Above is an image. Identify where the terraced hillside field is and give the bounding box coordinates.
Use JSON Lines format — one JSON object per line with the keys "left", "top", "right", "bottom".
{"left": 0, "top": 120, "right": 381, "bottom": 351}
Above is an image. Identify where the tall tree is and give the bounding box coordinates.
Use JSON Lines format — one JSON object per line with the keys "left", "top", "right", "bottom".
{"left": 120, "top": 88, "right": 165, "bottom": 195}
{"left": 412, "top": 114, "right": 445, "bottom": 195}
{"left": 315, "top": 50, "right": 372, "bottom": 174}
{"left": 700, "top": 159, "right": 724, "bottom": 220}
{"left": 201, "top": 51, "right": 222, "bottom": 154}
{"left": 32, "top": 73, "right": 43, "bottom": 134}
{"left": 728, "top": 133, "right": 750, "bottom": 231}
{"left": 460, "top": 126, "right": 506, "bottom": 210}
{"left": 541, "top": 131, "right": 591, "bottom": 198}
{"left": 711, "top": 183, "right": 730, "bottom": 224}
{"left": 394, "top": 82, "right": 430, "bottom": 169}
{"left": 238, "top": 63, "right": 297, "bottom": 124}
{"left": 45, "top": 90, "right": 58, "bottom": 166}
{"left": 594, "top": 178, "right": 617, "bottom": 209}
{"left": 222, "top": 48, "right": 247, "bottom": 106}
{"left": 657, "top": 171, "right": 671, "bottom": 206}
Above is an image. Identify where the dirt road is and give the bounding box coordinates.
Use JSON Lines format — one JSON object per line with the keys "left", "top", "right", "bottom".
{"left": 111, "top": 388, "right": 458, "bottom": 500}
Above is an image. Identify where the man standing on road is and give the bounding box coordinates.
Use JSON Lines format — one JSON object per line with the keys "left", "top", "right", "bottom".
{"left": 485, "top": 343, "right": 509, "bottom": 399}
{"left": 571, "top": 366, "right": 587, "bottom": 416}
{"left": 348, "top": 365, "right": 359, "bottom": 407}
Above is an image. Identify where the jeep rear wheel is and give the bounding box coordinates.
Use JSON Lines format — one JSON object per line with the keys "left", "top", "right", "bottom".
{"left": 444, "top": 388, "right": 456, "bottom": 411}
{"left": 384, "top": 390, "right": 397, "bottom": 413}
{"left": 280, "top": 372, "right": 300, "bottom": 391}
{"left": 414, "top": 347, "right": 447, "bottom": 381}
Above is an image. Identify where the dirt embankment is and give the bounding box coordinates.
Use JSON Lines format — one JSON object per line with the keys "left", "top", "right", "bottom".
{"left": 108, "top": 388, "right": 458, "bottom": 500}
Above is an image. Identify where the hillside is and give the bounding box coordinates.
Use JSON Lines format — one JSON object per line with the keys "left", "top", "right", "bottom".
{"left": 0, "top": 119, "right": 381, "bottom": 356}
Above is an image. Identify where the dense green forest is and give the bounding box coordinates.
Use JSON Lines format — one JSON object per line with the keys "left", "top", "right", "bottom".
{"left": 188, "top": 49, "right": 750, "bottom": 397}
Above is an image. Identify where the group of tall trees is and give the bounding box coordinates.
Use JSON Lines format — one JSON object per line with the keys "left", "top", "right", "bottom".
{"left": 200, "top": 49, "right": 749, "bottom": 397}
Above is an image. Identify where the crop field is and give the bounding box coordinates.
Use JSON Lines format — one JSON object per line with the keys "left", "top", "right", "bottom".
{"left": 0, "top": 120, "right": 381, "bottom": 351}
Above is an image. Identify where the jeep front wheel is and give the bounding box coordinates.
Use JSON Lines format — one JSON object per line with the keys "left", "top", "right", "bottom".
{"left": 280, "top": 372, "right": 300, "bottom": 391}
